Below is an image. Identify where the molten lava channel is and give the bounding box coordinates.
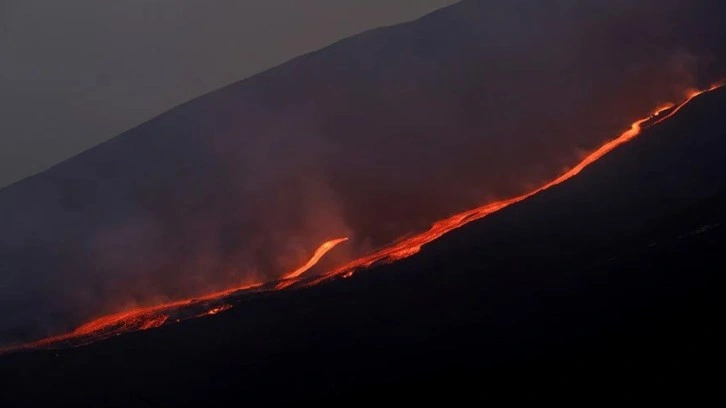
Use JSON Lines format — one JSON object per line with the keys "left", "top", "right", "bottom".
{"left": 302, "top": 83, "right": 724, "bottom": 287}
{"left": 1, "top": 83, "right": 722, "bottom": 354}
{"left": 282, "top": 238, "right": 350, "bottom": 280}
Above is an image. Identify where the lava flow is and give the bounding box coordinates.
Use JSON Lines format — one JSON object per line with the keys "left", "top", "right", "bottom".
{"left": 281, "top": 238, "right": 350, "bottom": 280}
{"left": 1, "top": 83, "right": 722, "bottom": 355}
{"left": 0, "top": 238, "right": 351, "bottom": 353}
{"left": 0, "top": 282, "right": 264, "bottom": 353}
{"left": 299, "top": 82, "right": 724, "bottom": 287}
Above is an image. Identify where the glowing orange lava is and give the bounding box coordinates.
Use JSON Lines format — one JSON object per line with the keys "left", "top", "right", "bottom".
{"left": 1, "top": 83, "right": 721, "bottom": 355}
{"left": 281, "top": 238, "right": 349, "bottom": 280}
{"left": 0, "top": 239, "right": 353, "bottom": 353}
{"left": 0, "top": 282, "right": 263, "bottom": 353}
{"left": 298, "top": 83, "right": 724, "bottom": 287}
{"left": 201, "top": 305, "right": 233, "bottom": 316}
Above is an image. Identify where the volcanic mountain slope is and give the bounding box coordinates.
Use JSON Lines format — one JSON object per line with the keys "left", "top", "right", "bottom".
{"left": 2, "top": 0, "right": 726, "bottom": 344}
{"left": 1, "top": 80, "right": 725, "bottom": 406}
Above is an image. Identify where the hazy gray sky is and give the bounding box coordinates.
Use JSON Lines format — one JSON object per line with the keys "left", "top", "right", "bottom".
{"left": 0, "top": 0, "right": 458, "bottom": 188}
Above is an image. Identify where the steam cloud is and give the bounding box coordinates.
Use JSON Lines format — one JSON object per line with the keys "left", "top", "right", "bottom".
{"left": 1, "top": 0, "right": 725, "bottom": 345}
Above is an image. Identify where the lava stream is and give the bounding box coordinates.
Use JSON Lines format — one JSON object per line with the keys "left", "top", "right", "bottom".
{"left": 1, "top": 83, "right": 722, "bottom": 354}
{"left": 281, "top": 238, "right": 349, "bottom": 280}
{"left": 300, "top": 83, "right": 724, "bottom": 287}
{"left": 0, "top": 239, "right": 350, "bottom": 353}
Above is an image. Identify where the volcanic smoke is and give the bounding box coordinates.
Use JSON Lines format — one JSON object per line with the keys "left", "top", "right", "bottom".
{"left": 0, "top": 83, "right": 722, "bottom": 355}
{"left": 281, "top": 238, "right": 349, "bottom": 280}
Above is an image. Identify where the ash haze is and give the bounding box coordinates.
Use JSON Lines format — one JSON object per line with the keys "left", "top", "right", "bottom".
{"left": 1, "top": 0, "right": 726, "bottom": 346}
{"left": 0, "top": 0, "right": 459, "bottom": 188}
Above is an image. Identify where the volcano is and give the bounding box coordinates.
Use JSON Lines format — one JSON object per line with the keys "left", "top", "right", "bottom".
{"left": 0, "top": 84, "right": 717, "bottom": 356}
{"left": 2, "top": 0, "right": 726, "bottom": 404}
{"left": 1, "top": 68, "right": 725, "bottom": 407}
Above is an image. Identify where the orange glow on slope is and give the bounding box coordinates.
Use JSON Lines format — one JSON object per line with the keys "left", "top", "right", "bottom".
{"left": 281, "top": 238, "right": 349, "bottom": 280}
{"left": 0, "top": 239, "right": 351, "bottom": 353}
{"left": 202, "top": 305, "right": 233, "bottom": 316}
{"left": 33, "top": 238, "right": 352, "bottom": 349}
{"left": 298, "top": 83, "right": 724, "bottom": 287}
{"left": 1, "top": 83, "right": 721, "bottom": 355}
{"left": 0, "top": 281, "right": 264, "bottom": 352}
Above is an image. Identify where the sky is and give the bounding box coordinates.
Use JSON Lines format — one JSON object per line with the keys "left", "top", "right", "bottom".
{"left": 0, "top": 0, "right": 458, "bottom": 188}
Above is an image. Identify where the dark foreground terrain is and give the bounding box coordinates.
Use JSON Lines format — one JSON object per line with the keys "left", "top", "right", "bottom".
{"left": 1, "top": 90, "right": 725, "bottom": 406}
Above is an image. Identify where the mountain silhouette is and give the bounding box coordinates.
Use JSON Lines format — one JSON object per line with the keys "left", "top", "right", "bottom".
{"left": 1, "top": 66, "right": 725, "bottom": 407}
{"left": 1, "top": 0, "right": 725, "bottom": 354}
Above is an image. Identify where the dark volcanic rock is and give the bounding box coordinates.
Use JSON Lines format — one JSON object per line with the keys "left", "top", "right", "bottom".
{"left": 0, "top": 66, "right": 724, "bottom": 407}
{"left": 1, "top": 0, "right": 726, "bottom": 345}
